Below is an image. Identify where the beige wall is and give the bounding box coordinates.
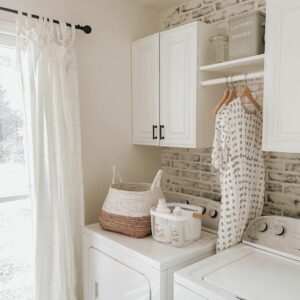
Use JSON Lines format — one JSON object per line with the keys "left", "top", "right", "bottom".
{"left": 1, "top": 0, "right": 162, "bottom": 224}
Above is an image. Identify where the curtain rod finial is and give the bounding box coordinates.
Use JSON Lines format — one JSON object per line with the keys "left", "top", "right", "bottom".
{"left": 82, "top": 25, "right": 92, "bottom": 34}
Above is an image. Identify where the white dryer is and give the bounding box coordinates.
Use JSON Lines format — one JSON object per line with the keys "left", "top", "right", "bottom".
{"left": 82, "top": 193, "right": 220, "bottom": 300}
{"left": 174, "top": 215, "right": 300, "bottom": 300}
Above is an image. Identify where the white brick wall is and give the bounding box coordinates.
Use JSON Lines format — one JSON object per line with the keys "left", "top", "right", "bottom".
{"left": 160, "top": 0, "right": 266, "bottom": 30}
{"left": 160, "top": 0, "right": 300, "bottom": 218}
{"left": 162, "top": 148, "right": 300, "bottom": 218}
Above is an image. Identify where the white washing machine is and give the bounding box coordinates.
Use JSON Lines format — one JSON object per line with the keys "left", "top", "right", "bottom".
{"left": 82, "top": 192, "right": 220, "bottom": 300}
{"left": 174, "top": 215, "right": 300, "bottom": 300}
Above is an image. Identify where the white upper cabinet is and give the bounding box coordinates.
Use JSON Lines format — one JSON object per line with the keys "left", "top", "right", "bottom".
{"left": 160, "top": 23, "right": 198, "bottom": 147}
{"left": 132, "top": 33, "right": 160, "bottom": 146}
{"left": 263, "top": 0, "right": 300, "bottom": 152}
{"left": 132, "top": 22, "right": 221, "bottom": 148}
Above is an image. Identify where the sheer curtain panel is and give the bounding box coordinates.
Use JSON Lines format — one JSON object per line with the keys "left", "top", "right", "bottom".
{"left": 17, "top": 15, "right": 84, "bottom": 300}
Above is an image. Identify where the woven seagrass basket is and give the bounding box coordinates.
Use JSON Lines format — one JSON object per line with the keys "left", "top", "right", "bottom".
{"left": 99, "top": 166, "right": 164, "bottom": 238}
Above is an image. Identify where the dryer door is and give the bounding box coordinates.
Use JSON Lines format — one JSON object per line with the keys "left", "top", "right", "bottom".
{"left": 88, "top": 247, "right": 151, "bottom": 300}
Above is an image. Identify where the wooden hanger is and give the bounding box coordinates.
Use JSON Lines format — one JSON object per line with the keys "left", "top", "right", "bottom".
{"left": 240, "top": 74, "right": 261, "bottom": 112}
{"left": 212, "top": 76, "right": 230, "bottom": 115}
{"left": 224, "top": 75, "right": 237, "bottom": 105}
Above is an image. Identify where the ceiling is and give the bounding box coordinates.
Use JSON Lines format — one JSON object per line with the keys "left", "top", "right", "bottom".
{"left": 133, "top": 0, "right": 183, "bottom": 11}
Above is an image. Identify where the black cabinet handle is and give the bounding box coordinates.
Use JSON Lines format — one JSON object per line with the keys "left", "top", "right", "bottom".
{"left": 152, "top": 125, "right": 158, "bottom": 140}
{"left": 159, "top": 125, "right": 165, "bottom": 140}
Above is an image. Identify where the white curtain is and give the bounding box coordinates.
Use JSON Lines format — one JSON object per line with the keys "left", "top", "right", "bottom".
{"left": 17, "top": 15, "right": 84, "bottom": 300}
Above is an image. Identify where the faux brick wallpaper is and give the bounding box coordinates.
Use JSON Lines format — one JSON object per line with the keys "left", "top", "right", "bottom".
{"left": 160, "top": 0, "right": 300, "bottom": 218}
{"left": 162, "top": 148, "right": 221, "bottom": 201}
{"left": 162, "top": 148, "right": 300, "bottom": 218}
{"left": 160, "top": 0, "right": 266, "bottom": 29}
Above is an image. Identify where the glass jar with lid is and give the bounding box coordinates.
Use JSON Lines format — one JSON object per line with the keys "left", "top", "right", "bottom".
{"left": 209, "top": 34, "right": 229, "bottom": 63}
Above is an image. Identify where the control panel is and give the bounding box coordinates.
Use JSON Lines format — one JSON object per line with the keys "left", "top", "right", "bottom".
{"left": 243, "top": 216, "right": 300, "bottom": 259}
{"left": 163, "top": 191, "right": 220, "bottom": 232}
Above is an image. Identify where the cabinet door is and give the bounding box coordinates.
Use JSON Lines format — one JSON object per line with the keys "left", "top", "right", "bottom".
{"left": 160, "top": 23, "right": 197, "bottom": 148}
{"left": 263, "top": 0, "right": 300, "bottom": 152}
{"left": 132, "top": 34, "right": 160, "bottom": 146}
{"left": 88, "top": 247, "right": 151, "bottom": 300}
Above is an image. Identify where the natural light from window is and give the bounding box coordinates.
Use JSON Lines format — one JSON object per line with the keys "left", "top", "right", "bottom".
{"left": 0, "top": 35, "right": 34, "bottom": 300}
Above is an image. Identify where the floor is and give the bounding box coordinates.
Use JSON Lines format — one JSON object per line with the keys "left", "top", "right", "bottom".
{"left": 0, "top": 199, "right": 34, "bottom": 300}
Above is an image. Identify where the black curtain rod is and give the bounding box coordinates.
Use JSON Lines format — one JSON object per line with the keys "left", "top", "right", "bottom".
{"left": 0, "top": 6, "right": 92, "bottom": 34}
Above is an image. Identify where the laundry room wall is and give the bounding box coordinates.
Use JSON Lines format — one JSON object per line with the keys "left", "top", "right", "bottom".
{"left": 0, "top": 0, "right": 162, "bottom": 224}
{"left": 160, "top": 0, "right": 300, "bottom": 219}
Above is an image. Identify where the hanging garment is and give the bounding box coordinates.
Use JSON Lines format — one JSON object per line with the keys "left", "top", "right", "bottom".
{"left": 212, "top": 97, "right": 264, "bottom": 252}
{"left": 17, "top": 15, "right": 84, "bottom": 300}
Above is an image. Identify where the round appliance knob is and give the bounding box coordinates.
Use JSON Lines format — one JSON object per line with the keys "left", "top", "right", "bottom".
{"left": 209, "top": 209, "right": 218, "bottom": 218}
{"left": 202, "top": 207, "right": 206, "bottom": 214}
{"left": 274, "top": 225, "right": 285, "bottom": 236}
{"left": 257, "top": 222, "right": 268, "bottom": 232}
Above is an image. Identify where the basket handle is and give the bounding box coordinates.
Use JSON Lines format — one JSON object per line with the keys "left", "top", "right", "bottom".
{"left": 151, "top": 169, "right": 162, "bottom": 190}
{"left": 112, "top": 165, "right": 123, "bottom": 184}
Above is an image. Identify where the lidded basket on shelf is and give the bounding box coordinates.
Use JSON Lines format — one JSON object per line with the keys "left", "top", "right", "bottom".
{"left": 228, "top": 10, "right": 265, "bottom": 60}
{"left": 99, "top": 166, "right": 164, "bottom": 238}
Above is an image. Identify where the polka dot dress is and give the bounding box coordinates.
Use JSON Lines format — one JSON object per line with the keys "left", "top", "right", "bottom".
{"left": 212, "top": 97, "right": 265, "bottom": 252}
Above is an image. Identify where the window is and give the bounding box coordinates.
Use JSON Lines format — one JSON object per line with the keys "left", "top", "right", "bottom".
{"left": 0, "top": 25, "right": 34, "bottom": 300}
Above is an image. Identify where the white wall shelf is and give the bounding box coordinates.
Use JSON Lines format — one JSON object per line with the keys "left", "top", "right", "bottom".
{"left": 199, "top": 54, "right": 264, "bottom": 75}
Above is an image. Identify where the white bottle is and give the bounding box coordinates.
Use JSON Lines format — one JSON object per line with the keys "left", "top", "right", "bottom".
{"left": 172, "top": 207, "right": 185, "bottom": 247}
{"left": 192, "top": 213, "right": 202, "bottom": 240}
{"left": 182, "top": 210, "right": 194, "bottom": 241}
{"left": 154, "top": 198, "right": 171, "bottom": 243}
